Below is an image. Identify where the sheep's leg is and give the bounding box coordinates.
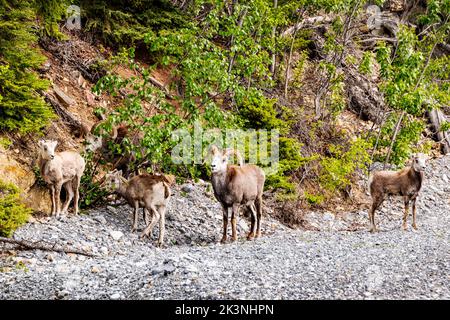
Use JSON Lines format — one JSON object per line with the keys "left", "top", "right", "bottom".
{"left": 231, "top": 203, "right": 239, "bottom": 242}
{"left": 412, "top": 197, "right": 418, "bottom": 230}
{"left": 143, "top": 208, "right": 151, "bottom": 226}
{"left": 141, "top": 205, "right": 160, "bottom": 239}
{"left": 54, "top": 182, "right": 62, "bottom": 217}
{"left": 131, "top": 201, "right": 139, "bottom": 233}
{"left": 61, "top": 182, "right": 74, "bottom": 215}
{"left": 220, "top": 205, "right": 229, "bottom": 244}
{"left": 369, "top": 196, "right": 383, "bottom": 232}
{"left": 247, "top": 204, "right": 257, "bottom": 240}
{"left": 156, "top": 205, "right": 166, "bottom": 247}
{"left": 73, "top": 175, "right": 81, "bottom": 215}
{"left": 255, "top": 196, "right": 263, "bottom": 238}
{"left": 402, "top": 196, "right": 410, "bottom": 231}
{"left": 50, "top": 185, "right": 56, "bottom": 216}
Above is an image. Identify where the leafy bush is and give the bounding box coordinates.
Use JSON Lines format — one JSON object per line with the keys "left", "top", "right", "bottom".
{"left": 304, "top": 191, "right": 324, "bottom": 206}
{"left": 0, "top": 179, "right": 32, "bottom": 237}
{"left": 319, "top": 138, "right": 371, "bottom": 195}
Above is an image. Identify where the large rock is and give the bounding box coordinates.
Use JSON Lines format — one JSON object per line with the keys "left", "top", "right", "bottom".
{"left": 0, "top": 146, "right": 52, "bottom": 214}
{"left": 24, "top": 186, "right": 52, "bottom": 214}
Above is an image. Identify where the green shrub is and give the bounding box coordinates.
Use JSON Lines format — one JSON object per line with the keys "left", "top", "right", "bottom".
{"left": 238, "top": 93, "right": 289, "bottom": 134}
{"left": 319, "top": 138, "right": 371, "bottom": 194}
{"left": 0, "top": 179, "right": 32, "bottom": 237}
{"left": 304, "top": 191, "right": 324, "bottom": 206}
{"left": 0, "top": 137, "right": 12, "bottom": 149}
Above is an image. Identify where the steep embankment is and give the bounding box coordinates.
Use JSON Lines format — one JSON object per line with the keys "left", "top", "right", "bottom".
{"left": 1, "top": 156, "right": 449, "bottom": 299}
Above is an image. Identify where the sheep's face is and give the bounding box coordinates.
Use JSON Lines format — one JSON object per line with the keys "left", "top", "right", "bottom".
{"left": 85, "top": 134, "right": 103, "bottom": 153}
{"left": 103, "top": 170, "right": 123, "bottom": 192}
{"left": 210, "top": 145, "right": 228, "bottom": 174}
{"left": 38, "top": 140, "right": 58, "bottom": 160}
{"left": 412, "top": 153, "right": 427, "bottom": 172}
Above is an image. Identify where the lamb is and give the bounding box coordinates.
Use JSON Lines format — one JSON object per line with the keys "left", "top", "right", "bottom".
{"left": 208, "top": 145, "right": 265, "bottom": 243}
{"left": 102, "top": 170, "right": 173, "bottom": 247}
{"left": 368, "top": 153, "right": 428, "bottom": 232}
{"left": 38, "top": 140, "right": 86, "bottom": 216}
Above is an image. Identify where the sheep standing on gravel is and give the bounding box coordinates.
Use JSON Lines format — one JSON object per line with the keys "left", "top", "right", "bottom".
{"left": 103, "top": 170, "right": 173, "bottom": 247}
{"left": 38, "top": 140, "right": 86, "bottom": 216}
{"left": 368, "top": 153, "right": 428, "bottom": 232}
{"left": 208, "top": 145, "right": 265, "bottom": 243}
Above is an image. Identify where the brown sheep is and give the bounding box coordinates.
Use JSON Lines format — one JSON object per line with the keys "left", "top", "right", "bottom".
{"left": 209, "top": 145, "right": 265, "bottom": 243}
{"left": 368, "top": 153, "right": 428, "bottom": 232}
{"left": 103, "top": 170, "right": 173, "bottom": 247}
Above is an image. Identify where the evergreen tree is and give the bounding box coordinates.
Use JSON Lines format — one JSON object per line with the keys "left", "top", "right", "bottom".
{"left": 0, "top": 0, "right": 54, "bottom": 133}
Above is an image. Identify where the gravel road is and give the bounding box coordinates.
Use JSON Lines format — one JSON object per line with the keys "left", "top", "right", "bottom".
{"left": 1, "top": 157, "right": 449, "bottom": 299}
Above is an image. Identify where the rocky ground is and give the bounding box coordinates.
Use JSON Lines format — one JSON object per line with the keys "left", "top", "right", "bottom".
{"left": 0, "top": 157, "right": 449, "bottom": 300}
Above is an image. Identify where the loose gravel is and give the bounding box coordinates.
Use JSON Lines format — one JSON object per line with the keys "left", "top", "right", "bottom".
{"left": 1, "top": 157, "right": 449, "bottom": 299}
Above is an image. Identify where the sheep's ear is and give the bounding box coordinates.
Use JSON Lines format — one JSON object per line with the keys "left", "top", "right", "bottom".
{"left": 51, "top": 140, "right": 58, "bottom": 148}
{"left": 209, "top": 145, "right": 219, "bottom": 156}
{"left": 116, "top": 170, "right": 123, "bottom": 176}
{"left": 38, "top": 140, "right": 44, "bottom": 147}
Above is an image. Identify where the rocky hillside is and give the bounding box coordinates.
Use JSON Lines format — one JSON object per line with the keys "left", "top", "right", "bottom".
{"left": 1, "top": 155, "right": 449, "bottom": 299}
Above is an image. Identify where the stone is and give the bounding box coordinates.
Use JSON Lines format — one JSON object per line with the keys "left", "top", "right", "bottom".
{"left": 238, "top": 220, "right": 249, "bottom": 232}
{"left": 110, "top": 230, "right": 124, "bottom": 241}
{"left": 54, "top": 85, "right": 76, "bottom": 107}
{"left": 107, "top": 206, "right": 118, "bottom": 213}
{"left": 110, "top": 293, "right": 121, "bottom": 300}
{"left": 323, "top": 212, "right": 335, "bottom": 221}
{"left": 94, "top": 215, "right": 107, "bottom": 225}
{"left": 91, "top": 266, "right": 100, "bottom": 273}
{"left": 181, "top": 184, "right": 195, "bottom": 193}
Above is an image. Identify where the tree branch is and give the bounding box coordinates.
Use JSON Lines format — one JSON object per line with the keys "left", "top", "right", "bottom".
{"left": 0, "top": 236, "right": 96, "bottom": 257}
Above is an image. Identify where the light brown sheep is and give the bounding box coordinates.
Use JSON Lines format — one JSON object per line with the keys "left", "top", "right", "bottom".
{"left": 38, "top": 140, "right": 85, "bottom": 216}
{"left": 103, "top": 170, "right": 173, "bottom": 247}
{"left": 368, "top": 153, "right": 428, "bottom": 232}
{"left": 209, "top": 145, "right": 265, "bottom": 243}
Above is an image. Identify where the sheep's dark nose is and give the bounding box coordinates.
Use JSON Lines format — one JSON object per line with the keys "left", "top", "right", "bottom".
{"left": 50, "top": 155, "right": 55, "bottom": 160}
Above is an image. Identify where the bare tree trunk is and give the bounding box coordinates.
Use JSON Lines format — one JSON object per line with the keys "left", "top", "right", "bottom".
{"left": 0, "top": 237, "right": 96, "bottom": 257}
{"left": 228, "top": 7, "right": 248, "bottom": 74}
{"left": 314, "top": 0, "right": 362, "bottom": 118}
{"left": 284, "top": 11, "right": 303, "bottom": 99}
{"left": 270, "top": 0, "right": 278, "bottom": 77}
{"left": 384, "top": 110, "right": 405, "bottom": 167}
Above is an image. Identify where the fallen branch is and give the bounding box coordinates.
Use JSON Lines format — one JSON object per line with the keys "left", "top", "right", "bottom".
{"left": 0, "top": 236, "right": 96, "bottom": 257}
{"left": 147, "top": 75, "right": 174, "bottom": 100}
{"left": 43, "top": 92, "right": 90, "bottom": 136}
{"left": 281, "top": 15, "right": 334, "bottom": 37}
